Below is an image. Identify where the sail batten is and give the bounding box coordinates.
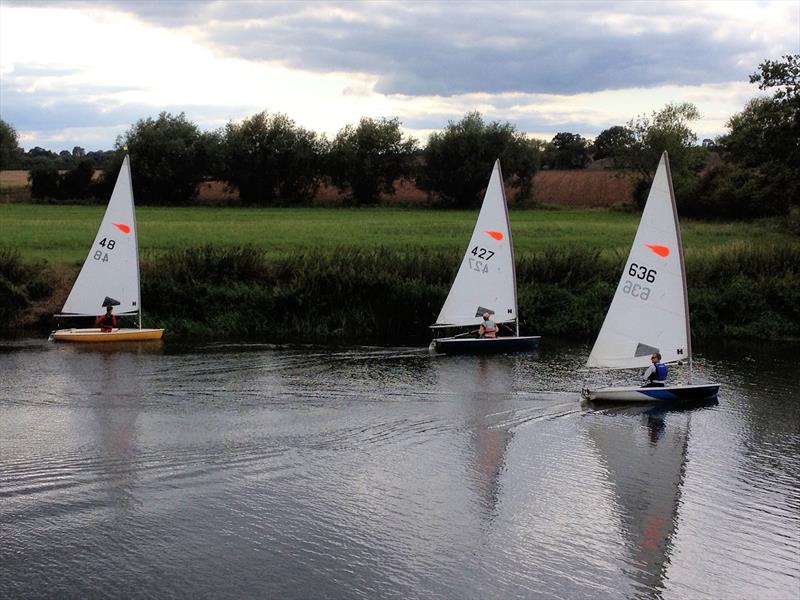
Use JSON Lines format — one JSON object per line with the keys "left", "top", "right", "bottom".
{"left": 586, "top": 152, "right": 689, "bottom": 369}
{"left": 434, "top": 160, "right": 518, "bottom": 328}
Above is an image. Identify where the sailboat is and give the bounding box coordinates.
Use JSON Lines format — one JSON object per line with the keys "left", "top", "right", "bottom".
{"left": 582, "top": 152, "right": 718, "bottom": 401}
{"left": 50, "top": 155, "right": 164, "bottom": 342}
{"left": 430, "top": 159, "right": 540, "bottom": 353}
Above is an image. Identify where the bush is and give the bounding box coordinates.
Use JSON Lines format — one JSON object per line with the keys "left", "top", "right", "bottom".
{"left": 0, "top": 248, "right": 53, "bottom": 329}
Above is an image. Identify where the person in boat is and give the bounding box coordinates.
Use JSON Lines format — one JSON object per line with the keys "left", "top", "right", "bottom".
{"left": 642, "top": 352, "right": 668, "bottom": 387}
{"left": 478, "top": 312, "right": 497, "bottom": 338}
{"left": 95, "top": 305, "right": 118, "bottom": 332}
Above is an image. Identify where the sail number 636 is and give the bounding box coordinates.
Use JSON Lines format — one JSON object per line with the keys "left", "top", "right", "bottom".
{"left": 622, "top": 280, "right": 651, "bottom": 300}
{"left": 628, "top": 262, "right": 657, "bottom": 283}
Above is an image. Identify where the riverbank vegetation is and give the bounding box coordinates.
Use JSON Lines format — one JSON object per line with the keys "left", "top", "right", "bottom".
{"left": 2, "top": 216, "right": 797, "bottom": 342}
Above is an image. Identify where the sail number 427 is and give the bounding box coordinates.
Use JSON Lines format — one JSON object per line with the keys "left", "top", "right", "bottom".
{"left": 92, "top": 237, "right": 116, "bottom": 262}
{"left": 471, "top": 246, "right": 495, "bottom": 261}
{"left": 622, "top": 262, "right": 657, "bottom": 301}
{"left": 468, "top": 246, "right": 495, "bottom": 274}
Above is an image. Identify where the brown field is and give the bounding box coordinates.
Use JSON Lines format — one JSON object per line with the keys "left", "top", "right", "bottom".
{"left": 532, "top": 169, "right": 637, "bottom": 206}
{"left": 0, "top": 170, "right": 30, "bottom": 189}
{"left": 2, "top": 168, "right": 637, "bottom": 206}
{"left": 0, "top": 170, "right": 31, "bottom": 202}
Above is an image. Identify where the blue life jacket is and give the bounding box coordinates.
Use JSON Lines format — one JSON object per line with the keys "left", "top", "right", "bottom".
{"left": 655, "top": 362, "right": 668, "bottom": 381}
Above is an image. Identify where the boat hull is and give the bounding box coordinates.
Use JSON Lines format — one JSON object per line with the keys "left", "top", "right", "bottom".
{"left": 433, "top": 335, "right": 540, "bottom": 354}
{"left": 50, "top": 328, "right": 165, "bottom": 343}
{"left": 582, "top": 383, "right": 720, "bottom": 403}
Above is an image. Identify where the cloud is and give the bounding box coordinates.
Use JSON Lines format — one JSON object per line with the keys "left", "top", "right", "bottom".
{"left": 1, "top": 1, "right": 794, "bottom": 149}
{"left": 13, "top": 0, "right": 794, "bottom": 97}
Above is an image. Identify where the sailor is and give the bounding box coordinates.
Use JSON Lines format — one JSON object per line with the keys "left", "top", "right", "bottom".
{"left": 95, "top": 305, "right": 118, "bottom": 332}
{"left": 478, "top": 312, "right": 497, "bottom": 338}
{"left": 642, "top": 352, "right": 668, "bottom": 387}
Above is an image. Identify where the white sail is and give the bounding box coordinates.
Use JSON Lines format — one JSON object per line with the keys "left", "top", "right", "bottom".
{"left": 60, "top": 155, "right": 141, "bottom": 317}
{"left": 434, "top": 160, "right": 518, "bottom": 328}
{"left": 587, "top": 152, "right": 689, "bottom": 369}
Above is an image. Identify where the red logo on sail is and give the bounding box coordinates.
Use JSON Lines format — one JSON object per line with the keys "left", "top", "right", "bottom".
{"left": 113, "top": 223, "right": 131, "bottom": 234}
{"left": 485, "top": 230, "right": 504, "bottom": 241}
{"left": 646, "top": 243, "right": 669, "bottom": 257}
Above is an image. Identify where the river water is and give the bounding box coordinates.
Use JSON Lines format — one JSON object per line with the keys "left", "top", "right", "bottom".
{"left": 1, "top": 338, "right": 798, "bottom": 599}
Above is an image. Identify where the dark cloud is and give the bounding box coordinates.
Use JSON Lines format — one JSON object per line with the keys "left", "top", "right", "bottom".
{"left": 10, "top": 0, "right": 785, "bottom": 96}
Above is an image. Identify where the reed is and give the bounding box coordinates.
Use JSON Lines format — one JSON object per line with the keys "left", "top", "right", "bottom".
{"left": 3, "top": 243, "right": 798, "bottom": 341}
{"left": 0, "top": 248, "right": 53, "bottom": 328}
{"left": 136, "top": 244, "right": 798, "bottom": 342}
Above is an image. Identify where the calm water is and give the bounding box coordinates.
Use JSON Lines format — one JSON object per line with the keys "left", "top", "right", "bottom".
{"left": 1, "top": 338, "right": 798, "bottom": 599}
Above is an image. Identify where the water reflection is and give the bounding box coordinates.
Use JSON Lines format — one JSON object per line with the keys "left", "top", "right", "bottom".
{"left": 433, "top": 356, "right": 516, "bottom": 517}
{"left": 582, "top": 400, "right": 716, "bottom": 598}
{"left": 1, "top": 339, "right": 798, "bottom": 599}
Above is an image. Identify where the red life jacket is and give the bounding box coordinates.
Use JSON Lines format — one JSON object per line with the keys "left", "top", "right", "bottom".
{"left": 96, "top": 313, "right": 118, "bottom": 331}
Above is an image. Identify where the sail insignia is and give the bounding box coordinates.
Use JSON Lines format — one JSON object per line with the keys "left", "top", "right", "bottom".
{"left": 635, "top": 343, "right": 660, "bottom": 357}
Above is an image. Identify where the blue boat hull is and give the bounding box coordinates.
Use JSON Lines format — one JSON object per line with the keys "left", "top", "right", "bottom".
{"left": 582, "top": 383, "right": 720, "bottom": 403}
{"left": 433, "top": 335, "right": 541, "bottom": 354}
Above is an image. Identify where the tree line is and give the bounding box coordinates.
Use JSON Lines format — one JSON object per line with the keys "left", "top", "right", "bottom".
{"left": 1, "top": 55, "right": 796, "bottom": 218}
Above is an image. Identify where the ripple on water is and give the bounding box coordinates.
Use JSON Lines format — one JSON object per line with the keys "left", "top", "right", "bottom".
{"left": 0, "top": 340, "right": 798, "bottom": 599}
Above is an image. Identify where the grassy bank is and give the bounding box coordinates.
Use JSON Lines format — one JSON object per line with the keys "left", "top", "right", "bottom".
{"left": 2, "top": 204, "right": 797, "bottom": 342}
{"left": 5, "top": 244, "right": 797, "bottom": 343}
{"left": 2, "top": 204, "right": 795, "bottom": 263}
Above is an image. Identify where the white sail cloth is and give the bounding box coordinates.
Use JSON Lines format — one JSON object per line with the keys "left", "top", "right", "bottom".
{"left": 60, "top": 155, "right": 141, "bottom": 316}
{"left": 586, "top": 152, "right": 689, "bottom": 369}
{"left": 434, "top": 160, "right": 517, "bottom": 328}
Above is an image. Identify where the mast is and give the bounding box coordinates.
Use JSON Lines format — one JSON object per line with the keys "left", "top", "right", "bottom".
{"left": 126, "top": 155, "right": 143, "bottom": 330}
{"left": 664, "top": 152, "right": 692, "bottom": 382}
{"left": 497, "top": 159, "right": 520, "bottom": 337}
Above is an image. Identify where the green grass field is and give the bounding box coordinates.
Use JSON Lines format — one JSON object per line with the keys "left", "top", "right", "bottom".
{"left": 1, "top": 204, "right": 792, "bottom": 264}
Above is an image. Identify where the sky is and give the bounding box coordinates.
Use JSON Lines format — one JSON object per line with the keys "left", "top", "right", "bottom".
{"left": 0, "top": 0, "right": 798, "bottom": 152}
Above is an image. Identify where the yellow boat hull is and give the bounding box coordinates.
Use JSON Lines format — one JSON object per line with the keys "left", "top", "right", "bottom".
{"left": 50, "top": 328, "right": 165, "bottom": 342}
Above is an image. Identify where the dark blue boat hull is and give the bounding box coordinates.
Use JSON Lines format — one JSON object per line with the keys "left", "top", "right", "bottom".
{"left": 583, "top": 383, "right": 720, "bottom": 403}
{"left": 433, "top": 335, "right": 541, "bottom": 354}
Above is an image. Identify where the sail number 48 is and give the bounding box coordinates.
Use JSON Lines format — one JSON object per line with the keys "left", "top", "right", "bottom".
{"left": 92, "top": 237, "right": 116, "bottom": 262}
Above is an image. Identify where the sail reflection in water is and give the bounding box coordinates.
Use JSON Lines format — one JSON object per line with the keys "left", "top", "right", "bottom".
{"left": 432, "top": 356, "right": 517, "bottom": 516}
{"left": 0, "top": 340, "right": 798, "bottom": 599}
{"left": 583, "top": 403, "right": 710, "bottom": 596}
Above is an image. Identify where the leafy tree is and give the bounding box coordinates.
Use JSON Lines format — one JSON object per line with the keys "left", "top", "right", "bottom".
{"left": 419, "top": 112, "right": 541, "bottom": 207}
{"left": 592, "top": 125, "right": 634, "bottom": 160}
{"left": 543, "top": 132, "right": 590, "bottom": 169}
{"left": 623, "top": 103, "right": 703, "bottom": 177}
{"left": 690, "top": 162, "right": 790, "bottom": 218}
{"left": 219, "top": 112, "right": 324, "bottom": 205}
{"left": 85, "top": 150, "right": 117, "bottom": 171}
{"left": 72, "top": 146, "right": 86, "bottom": 157}
{"left": 28, "top": 146, "right": 55, "bottom": 158}
{"left": 328, "top": 117, "right": 418, "bottom": 205}
{"left": 59, "top": 160, "right": 96, "bottom": 199}
{"left": 699, "top": 54, "right": 800, "bottom": 218}
{"left": 29, "top": 166, "right": 60, "bottom": 199}
{"left": 0, "top": 119, "right": 23, "bottom": 169}
{"left": 726, "top": 55, "right": 799, "bottom": 171}
{"left": 117, "top": 112, "right": 205, "bottom": 205}
{"left": 749, "top": 54, "right": 799, "bottom": 100}
{"left": 605, "top": 103, "right": 708, "bottom": 208}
